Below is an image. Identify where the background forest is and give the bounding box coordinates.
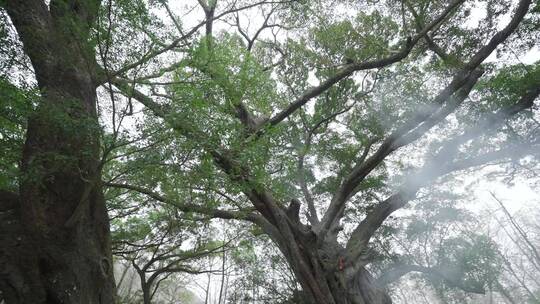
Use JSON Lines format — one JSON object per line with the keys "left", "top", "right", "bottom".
{"left": 0, "top": 0, "right": 539, "bottom": 303}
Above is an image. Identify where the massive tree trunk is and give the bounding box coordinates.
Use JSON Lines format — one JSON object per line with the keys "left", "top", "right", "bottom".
{"left": 271, "top": 221, "right": 391, "bottom": 304}
{"left": 0, "top": 1, "right": 115, "bottom": 303}
{"left": 286, "top": 254, "right": 392, "bottom": 304}
{"left": 246, "top": 197, "right": 391, "bottom": 304}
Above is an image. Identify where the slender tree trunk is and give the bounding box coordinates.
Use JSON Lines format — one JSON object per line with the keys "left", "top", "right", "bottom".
{"left": 218, "top": 249, "right": 227, "bottom": 304}
{"left": 134, "top": 263, "right": 152, "bottom": 304}
{"left": 142, "top": 283, "right": 152, "bottom": 304}
{"left": 0, "top": 1, "right": 115, "bottom": 303}
{"left": 204, "top": 272, "right": 211, "bottom": 304}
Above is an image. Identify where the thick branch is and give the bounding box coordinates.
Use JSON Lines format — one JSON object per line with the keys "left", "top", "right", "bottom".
{"left": 109, "top": 77, "right": 283, "bottom": 230}
{"left": 320, "top": 69, "right": 482, "bottom": 237}
{"left": 198, "top": 0, "right": 216, "bottom": 38}
{"left": 3, "top": 1, "right": 53, "bottom": 82}
{"left": 464, "top": 0, "right": 532, "bottom": 71}
{"left": 110, "top": 77, "right": 170, "bottom": 117}
{"left": 405, "top": 1, "right": 459, "bottom": 65}
{"left": 105, "top": 182, "right": 256, "bottom": 221}
{"left": 319, "top": 0, "right": 533, "bottom": 238}
{"left": 344, "top": 85, "right": 540, "bottom": 264}
{"left": 266, "top": 0, "right": 465, "bottom": 128}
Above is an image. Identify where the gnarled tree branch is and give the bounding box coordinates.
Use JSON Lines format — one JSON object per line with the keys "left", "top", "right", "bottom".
{"left": 344, "top": 84, "right": 539, "bottom": 268}
{"left": 319, "top": 0, "right": 533, "bottom": 239}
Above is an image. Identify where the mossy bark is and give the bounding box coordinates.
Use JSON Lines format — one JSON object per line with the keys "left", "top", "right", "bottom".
{"left": 0, "top": 1, "right": 115, "bottom": 303}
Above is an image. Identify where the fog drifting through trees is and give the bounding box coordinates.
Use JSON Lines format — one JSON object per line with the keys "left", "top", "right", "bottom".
{"left": 0, "top": 0, "right": 539, "bottom": 303}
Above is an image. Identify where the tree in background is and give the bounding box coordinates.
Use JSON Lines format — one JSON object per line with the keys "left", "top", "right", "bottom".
{"left": 486, "top": 193, "right": 540, "bottom": 304}
{"left": 226, "top": 235, "right": 298, "bottom": 303}
{"left": 375, "top": 188, "right": 501, "bottom": 303}
{"left": 111, "top": 199, "right": 228, "bottom": 304}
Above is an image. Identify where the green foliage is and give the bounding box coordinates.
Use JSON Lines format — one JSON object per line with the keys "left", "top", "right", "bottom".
{"left": 0, "top": 78, "right": 34, "bottom": 191}
{"left": 170, "top": 34, "right": 279, "bottom": 150}
{"left": 228, "top": 235, "right": 296, "bottom": 303}
{"left": 78, "top": 1, "right": 540, "bottom": 302}
{"left": 437, "top": 234, "right": 501, "bottom": 291}
{"left": 308, "top": 10, "right": 399, "bottom": 71}
{"left": 112, "top": 216, "right": 153, "bottom": 243}
{"left": 480, "top": 62, "right": 540, "bottom": 108}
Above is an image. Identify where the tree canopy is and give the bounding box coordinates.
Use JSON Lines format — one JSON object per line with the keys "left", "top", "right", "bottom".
{"left": 1, "top": 0, "right": 539, "bottom": 303}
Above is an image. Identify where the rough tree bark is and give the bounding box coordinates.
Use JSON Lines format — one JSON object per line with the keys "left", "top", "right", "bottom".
{"left": 273, "top": 209, "right": 391, "bottom": 304}
{"left": 0, "top": 0, "right": 115, "bottom": 303}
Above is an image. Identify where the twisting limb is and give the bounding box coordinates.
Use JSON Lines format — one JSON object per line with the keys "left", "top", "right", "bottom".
{"left": 264, "top": 0, "right": 466, "bottom": 130}
{"left": 104, "top": 181, "right": 257, "bottom": 222}
{"left": 344, "top": 84, "right": 540, "bottom": 271}
{"left": 320, "top": 68, "right": 483, "bottom": 239}
{"left": 319, "top": 0, "right": 533, "bottom": 240}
